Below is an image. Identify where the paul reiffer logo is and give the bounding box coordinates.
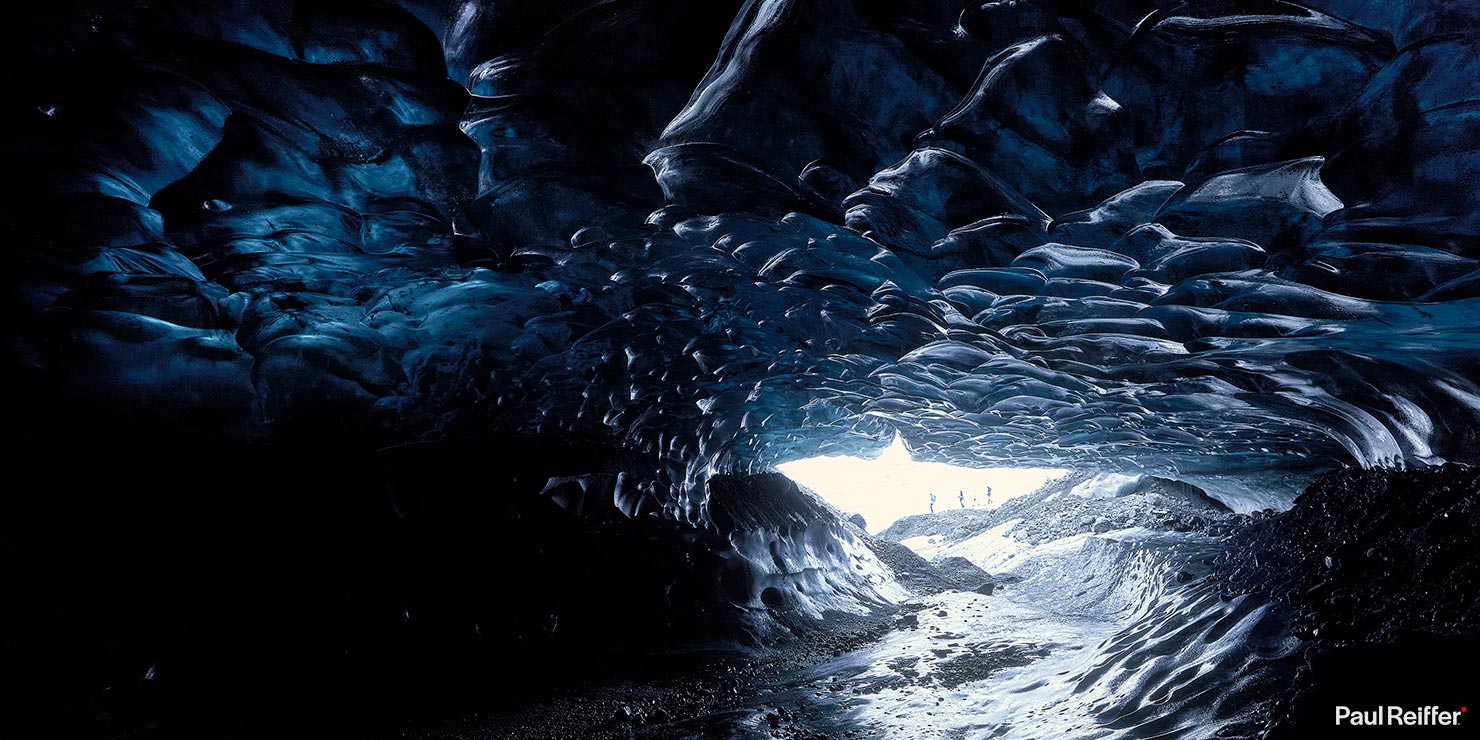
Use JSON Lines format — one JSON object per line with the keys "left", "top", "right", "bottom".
{"left": 1335, "top": 706, "right": 1467, "bottom": 727}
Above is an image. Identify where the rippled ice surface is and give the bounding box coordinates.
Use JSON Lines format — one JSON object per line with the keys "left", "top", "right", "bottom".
{"left": 17, "top": 0, "right": 1480, "bottom": 520}
{"left": 717, "top": 530, "right": 1301, "bottom": 740}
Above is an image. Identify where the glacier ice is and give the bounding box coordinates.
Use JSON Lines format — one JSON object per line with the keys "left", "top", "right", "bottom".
{"left": 7, "top": 0, "right": 1480, "bottom": 520}
{"left": 8, "top": 3, "right": 1480, "bottom": 739}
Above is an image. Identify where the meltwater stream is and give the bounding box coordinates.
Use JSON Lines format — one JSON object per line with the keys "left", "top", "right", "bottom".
{"left": 704, "top": 526, "right": 1301, "bottom": 740}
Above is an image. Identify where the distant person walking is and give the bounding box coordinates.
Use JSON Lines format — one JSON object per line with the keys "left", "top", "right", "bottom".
{"left": 958, "top": 490, "right": 965, "bottom": 508}
{"left": 929, "top": 493, "right": 936, "bottom": 513}
{"left": 986, "top": 485, "right": 993, "bottom": 505}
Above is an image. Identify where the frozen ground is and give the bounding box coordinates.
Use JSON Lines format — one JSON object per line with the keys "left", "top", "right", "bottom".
{"left": 719, "top": 521, "right": 1298, "bottom": 740}
{"left": 412, "top": 477, "right": 1298, "bottom": 740}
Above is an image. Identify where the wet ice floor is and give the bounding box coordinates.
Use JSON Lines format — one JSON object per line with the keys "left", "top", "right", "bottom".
{"left": 415, "top": 530, "right": 1302, "bottom": 740}
{"left": 739, "top": 591, "right": 1118, "bottom": 739}
{"left": 719, "top": 530, "right": 1303, "bottom": 740}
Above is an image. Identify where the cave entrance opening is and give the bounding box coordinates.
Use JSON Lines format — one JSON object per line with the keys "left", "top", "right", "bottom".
{"left": 776, "top": 436, "right": 1068, "bottom": 534}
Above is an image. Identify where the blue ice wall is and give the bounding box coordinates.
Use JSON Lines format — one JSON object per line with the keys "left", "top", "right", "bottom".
{"left": 5, "top": 0, "right": 1480, "bottom": 513}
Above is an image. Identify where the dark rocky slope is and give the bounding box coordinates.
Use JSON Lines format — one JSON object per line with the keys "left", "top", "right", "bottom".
{"left": 1219, "top": 464, "right": 1480, "bottom": 737}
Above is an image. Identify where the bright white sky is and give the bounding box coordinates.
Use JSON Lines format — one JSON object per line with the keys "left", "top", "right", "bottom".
{"left": 777, "top": 437, "right": 1068, "bottom": 534}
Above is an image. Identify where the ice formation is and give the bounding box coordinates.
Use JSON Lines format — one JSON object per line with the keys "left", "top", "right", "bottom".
{"left": 10, "top": 0, "right": 1479, "bottom": 516}
{"left": 5, "top": 3, "right": 1480, "bottom": 736}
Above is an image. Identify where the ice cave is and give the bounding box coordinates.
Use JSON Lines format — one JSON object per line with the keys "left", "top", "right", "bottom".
{"left": 3, "top": 1, "right": 1478, "bottom": 738}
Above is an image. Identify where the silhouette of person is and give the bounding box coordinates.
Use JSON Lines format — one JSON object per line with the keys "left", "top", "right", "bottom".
{"left": 958, "top": 490, "right": 965, "bottom": 508}
{"left": 986, "top": 485, "right": 993, "bottom": 505}
{"left": 929, "top": 492, "right": 936, "bottom": 513}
